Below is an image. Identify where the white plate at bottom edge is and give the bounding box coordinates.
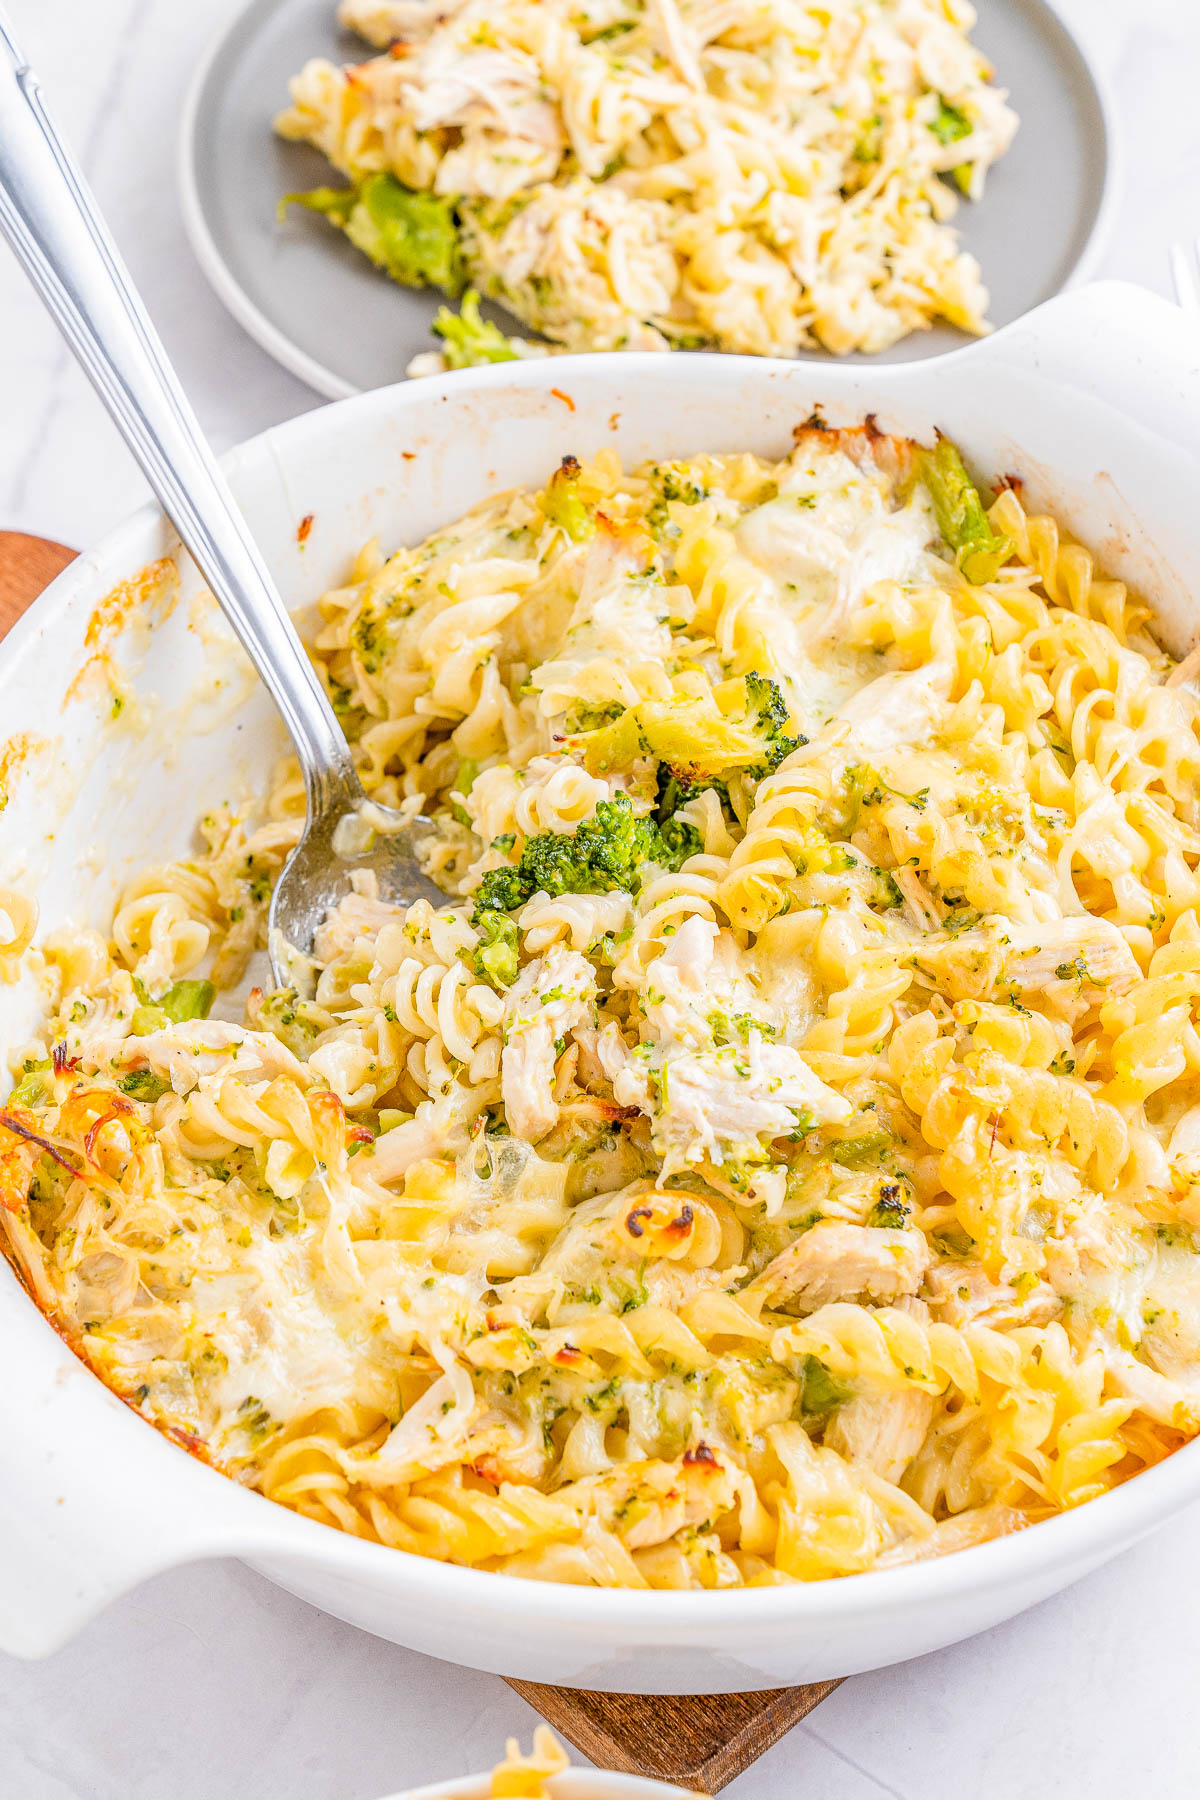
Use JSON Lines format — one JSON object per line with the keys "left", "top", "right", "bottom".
{"left": 377, "top": 1772, "right": 695, "bottom": 1799}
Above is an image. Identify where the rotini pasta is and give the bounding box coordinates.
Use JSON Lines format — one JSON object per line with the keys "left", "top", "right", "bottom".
{"left": 4, "top": 422, "right": 1200, "bottom": 1590}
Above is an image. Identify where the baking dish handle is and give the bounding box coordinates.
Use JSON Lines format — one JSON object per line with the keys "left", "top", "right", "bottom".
{"left": 952, "top": 279, "right": 1200, "bottom": 453}
{"left": 0, "top": 1277, "right": 278, "bottom": 1658}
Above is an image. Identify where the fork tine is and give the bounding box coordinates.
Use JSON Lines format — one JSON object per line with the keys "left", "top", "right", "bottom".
{"left": 1170, "top": 240, "right": 1200, "bottom": 315}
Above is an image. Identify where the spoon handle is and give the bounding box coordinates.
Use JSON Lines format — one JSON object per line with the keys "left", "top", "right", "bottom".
{"left": 0, "top": 13, "right": 358, "bottom": 810}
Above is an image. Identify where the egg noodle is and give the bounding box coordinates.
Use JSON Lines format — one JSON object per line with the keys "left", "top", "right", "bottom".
{"left": 275, "top": 0, "right": 1018, "bottom": 364}
{"left": 4, "top": 422, "right": 1200, "bottom": 1589}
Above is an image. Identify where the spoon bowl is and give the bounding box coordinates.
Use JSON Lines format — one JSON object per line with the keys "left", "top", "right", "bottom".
{"left": 268, "top": 770, "right": 442, "bottom": 988}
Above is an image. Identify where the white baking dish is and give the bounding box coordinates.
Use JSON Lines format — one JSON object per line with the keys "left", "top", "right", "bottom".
{"left": 2, "top": 281, "right": 1200, "bottom": 1691}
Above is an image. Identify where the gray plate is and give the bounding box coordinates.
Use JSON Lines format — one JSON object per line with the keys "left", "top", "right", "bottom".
{"left": 179, "top": 0, "right": 1116, "bottom": 398}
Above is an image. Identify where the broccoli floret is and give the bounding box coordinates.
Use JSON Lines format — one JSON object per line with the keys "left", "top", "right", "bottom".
{"left": 432, "top": 288, "right": 519, "bottom": 369}
{"left": 917, "top": 436, "right": 1012, "bottom": 585}
{"left": 8, "top": 1062, "right": 51, "bottom": 1108}
{"left": 522, "top": 796, "right": 647, "bottom": 894}
{"left": 583, "top": 674, "right": 804, "bottom": 786}
{"left": 800, "top": 1354, "right": 851, "bottom": 1414}
{"left": 131, "top": 978, "right": 215, "bottom": 1037}
{"left": 470, "top": 795, "right": 696, "bottom": 922}
{"left": 472, "top": 864, "right": 531, "bottom": 918}
{"left": 841, "top": 763, "right": 929, "bottom": 832}
{"left": 866, "top": 1182, "right": 912, "bottom": 1229}
{"left": 540, "top": 455, "right": 595, "bottom": 541}
{"left": 831, "top": 1131, "right": 891, "bottom": 1168}
{"left": 928, "top": 97, "right": 972, "bottom": 145}
{"left": 656, "top": 763, "right": 712, "bottom": 820}
{"left": 870, "top": 867, "right": 906, "bottom": 911}
{"left": 743, "top": 672, "right": 801, "bottom": 775}
{"left": 118, "top": 1069, "right": 171, "bottom": 1104}
{"left": 281, "top": 174, "right": 463, "bottom": 294}
{"left": 473, "top": 910, "right": 520, "bottom": 989}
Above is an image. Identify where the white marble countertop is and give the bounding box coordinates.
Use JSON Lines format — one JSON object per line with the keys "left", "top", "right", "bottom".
{"left": 1, "top": 1, "right": 1199, "bottom": 1795}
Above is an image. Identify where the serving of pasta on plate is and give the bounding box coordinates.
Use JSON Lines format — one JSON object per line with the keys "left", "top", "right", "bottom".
{"left": 275, "top": 0, "right": 1018, "bottom": 366}
{"left": 4, "top": 417, "right": 1200, "bottom": 1590}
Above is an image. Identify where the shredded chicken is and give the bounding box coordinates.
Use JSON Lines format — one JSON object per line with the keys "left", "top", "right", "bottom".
{"left": 825, "top": 1389, "right": 935, "bottom": 1484}
{"left": 502, "top": 947, "right": 597, "bottom": 1140}
{"left": 749, "top": 1222, "right": 930, "bottom": 1311}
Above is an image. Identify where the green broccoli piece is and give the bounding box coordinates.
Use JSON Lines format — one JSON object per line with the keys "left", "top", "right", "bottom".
{"left": 472, "top": 864, "right": 531, "bottom": 918}
{"left": 929, "top": 98, "right": 972, "bottom": 145}
{"left": 8, "top": 1062, "right": 51, "bottom": 1108}
{"left": 451, "top": 757, "right": 478, "bottom": 827}
{"left": 743, "top": 672, "right": 802, "bottom": 775}
{"left": 870, "top": 868, "right": 906, "bottom": 911}
{"left": 866, "top": 1184, "right": 912, "bottom": 1230}
{"left": 841, "top": 763, "right": 929, "bottom": 831}
{"left": 831, "top": 1132, "right": 891, "bottom": 1168}
{"left": 584, "top": 673, "right": 803, "bottom": 787}
{"left": 852, "top": 114, "right": 883, "bottom": 164}
{"left": 473, "top": 910, "right": 520, "bottom": 989}
{"left": 540, "top": 455, "right": 595, "bottom": 541}
{"left": 656, "top": 764, "right": 711, "bottom": 821}
{"left": 281, "top": 174, "right": 464, "bottom": 295}
{"left": 131, "top": 978, "right": 215, "bottom": 1037}
{"left": 118, "top": 1069, "right": 172, "bottom": 1104}
{"left": 521, "top": 796, "right": 645, "bottom": 895}
{"left": 658, "top": 813, "right": 703, "bottom": 868}
{"left": 917, "top": 436, "right": 1013, "bottom": 585}
{"left": 471, "top": 795, "right": 697, "bottom": 922}
{"left": 432, "top": 289, "right": 520, "bottom": 369}
{"left": 800, "top": 1355, "right": 851, "bottom": 1414}
{"left": 159, "top": 980, "right": 215, "bottom": 1023}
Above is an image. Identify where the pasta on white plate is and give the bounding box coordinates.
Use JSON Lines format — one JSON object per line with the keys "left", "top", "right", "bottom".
{"left": 274, "top": 0, "right": 1018, "bottom": 366}
{"left": 5, "top": 421, "right": 1200, "bottom": 1589}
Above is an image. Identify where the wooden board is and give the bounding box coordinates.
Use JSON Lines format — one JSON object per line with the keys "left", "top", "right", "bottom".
{"left": 507, "top": 1678, "right": 843, "bottom": 1793}
{"left": 0, "top": 530, "right": 842, "bottom": 1793}
{"left": 0, "top": 530, "right": 76, "bottom": 638}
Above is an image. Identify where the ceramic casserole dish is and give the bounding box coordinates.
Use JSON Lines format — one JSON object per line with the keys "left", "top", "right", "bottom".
{"left": 2, "top": 281, "right": 1199, "bottom": 1692}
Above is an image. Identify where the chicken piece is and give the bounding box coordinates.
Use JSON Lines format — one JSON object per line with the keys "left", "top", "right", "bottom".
{"left": 812, "top": 505, "right": 937, "bottom": 651}
{"left": 1140, "top": 1250, "right": 1200, "bottom": 1384}
{"left": 1106, "top": 1350, "right": 1200, "bottom": 1431}
{"left": 575, "top": 1448, "right": 739, "bottom": 1550}
{"left": 824, "top": 1389, "right": 935, "bottom": 1484}
{"left": 749, "top": 1221, "right": 929, "bottom": 1311}
{"left": 502, "top": 947, "right": 596, "bottom": 1141}
{"left": 911, "top": 915, "right": 1141, "bottom": 1022}
{"left": 312, "top": 889, "right": 405, "bottom": 965}
{"left": 875, "top": 1503, "right": 1029, "bottom": 1567}
{"left": 81, "top": 1019, "right": 307, "bottom": 1095}
{"left": 339, "top": 0, "right": 471, "bottom": 46}
{"left": 892, "top": 865, "right": 942, "bottom": 932}
{"left": 399, "top": 38, "right": 562, "bottom": 144}
{"left": 609, "top": 1032, "right": 852, "bottom": 1174}
{"left": 925, "top": 1259, "right": 1059, "bottom": 1329}
{"left": 834, "top": 658, "right": 951, "bottom": 757}
{"left": 609, "top": 915, "right": 851, "bottom": 1171}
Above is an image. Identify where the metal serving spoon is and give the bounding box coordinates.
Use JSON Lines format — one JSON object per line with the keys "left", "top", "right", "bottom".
{"left": 0, "top": 14, "right": 442, "bottom": 989}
